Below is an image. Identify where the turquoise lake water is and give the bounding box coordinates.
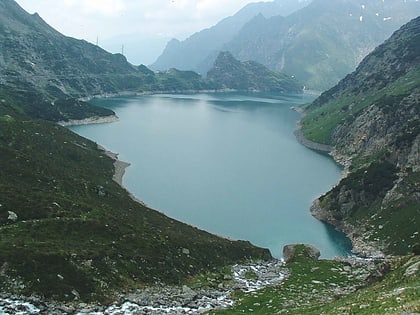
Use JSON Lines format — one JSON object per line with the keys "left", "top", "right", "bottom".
{"left": 70, "top": 93, "right": 351, "bottom": 258}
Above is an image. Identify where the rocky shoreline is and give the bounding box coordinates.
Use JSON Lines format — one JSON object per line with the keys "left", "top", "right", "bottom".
{"left": 294, "top": 120, "right": 385, "bottom": 259}
{"left": 57, "top": 115, "right": 119, "bottom": 127}
{"left": 293, "top": 124, "right": 333, "bottom": 153}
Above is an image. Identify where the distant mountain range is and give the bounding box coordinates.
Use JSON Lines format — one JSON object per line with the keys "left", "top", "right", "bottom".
{"left": 300, "top": 16, "right": 420, "bottom": 256}
{"left": 151, "top": 0, "right": 312, "bottom": 74}
{"left": 152, "top": 0, "right": 420, "bottom": 91}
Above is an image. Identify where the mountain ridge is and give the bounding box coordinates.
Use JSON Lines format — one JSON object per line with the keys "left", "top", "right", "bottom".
{"left": 206, "top": 51, "right": 302, "bottom": 92}
{"left": 151, "top": 0, "right": 311, "bottom": 74}
{"left": 300, "top": 16, "right": 420, "bottom": 256}
{"left": 152, "top": 0, "right": 420, "bottom": 91}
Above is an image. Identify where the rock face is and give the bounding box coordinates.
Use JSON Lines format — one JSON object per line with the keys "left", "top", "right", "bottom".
{"left": 301, "top": 17, "right": 420, "bottom": 256}
{"left": 283, "top": 244, "right": 321, "bottom": 263}
{"left": 206, "top": 51, "right": 302, "bottom": 93}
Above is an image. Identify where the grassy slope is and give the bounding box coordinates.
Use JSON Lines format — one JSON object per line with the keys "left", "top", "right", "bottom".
{"left": 0, "top": 117, "right": 270, "bottom": 302}
{"left": 210, "top": 246, "right": 420, "bottom": 314}
{"left": 300, "top": 67, "right": 420, "bottom": 145}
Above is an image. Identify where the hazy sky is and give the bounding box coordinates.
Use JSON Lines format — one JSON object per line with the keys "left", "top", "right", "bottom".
{"left": 15, "top": 0, "right": 266, "bottom": 64}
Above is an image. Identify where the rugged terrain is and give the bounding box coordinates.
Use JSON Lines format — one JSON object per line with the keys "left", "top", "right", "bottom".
{"left": 151, "top": 0, "right": 311, "bottom": 74}
{"left": 301, "top": 16, "right": 420, "bottom": 256}
{"left": 154, "top": 0, "right": 419, "bottom": 91}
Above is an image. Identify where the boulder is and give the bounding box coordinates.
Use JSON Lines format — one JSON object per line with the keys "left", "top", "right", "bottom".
{"left": 283, "top": 244, "right": 321, "bottom": 263}
{"left": 7, "top": 211, "right": 18, "bottom": 221}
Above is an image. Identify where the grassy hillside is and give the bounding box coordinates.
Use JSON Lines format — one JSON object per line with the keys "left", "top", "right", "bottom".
{"left": 210, "top": 246, "right": 420, "bottom": 314}
{"left": 0, "top": 117, "right": 270, "bottom": 301}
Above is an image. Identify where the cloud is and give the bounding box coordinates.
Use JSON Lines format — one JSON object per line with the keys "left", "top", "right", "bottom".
{"left": 82, "top": 0, "right": 126, "bottom": 17}
{"left": 15, "top": 0, "right": 268, "bottom": 62}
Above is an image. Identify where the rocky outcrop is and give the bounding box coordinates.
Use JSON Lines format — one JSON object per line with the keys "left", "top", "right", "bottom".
{"left": 206, "top": 51, "right": 302, "bottom": 93}
{"left": 283, "top": 244, "right": 320, "bottom": 263}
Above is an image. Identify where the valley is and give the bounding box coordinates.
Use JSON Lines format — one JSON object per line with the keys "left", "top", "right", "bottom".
{"left": 0, "top": 0, "right": 419, "bottom": 314}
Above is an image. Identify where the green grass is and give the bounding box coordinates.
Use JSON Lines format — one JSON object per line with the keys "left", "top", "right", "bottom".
{"left": 300, "top": 68, "right": 420, "bottom": 145}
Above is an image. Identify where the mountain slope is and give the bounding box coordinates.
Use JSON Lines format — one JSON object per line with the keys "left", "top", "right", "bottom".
{"left": 0, "top": 0, "right": 272, "bottom": 301}
{"left": 0, "top": 117, "right": 271, "bottom": 301}
{"left": 0, "top": 0, "right": 212, "bottom": 122}
{"left": 207, "top": 51, "right": 302, "bottom": 92}
{"left": 151, "top": 0, "right": 311, "bottom": 74}
{"left": 224, "top": 0, "right": 420, "bottom": 91}
{"left": 300, "top": 16, "right": 420, "bottom": 256}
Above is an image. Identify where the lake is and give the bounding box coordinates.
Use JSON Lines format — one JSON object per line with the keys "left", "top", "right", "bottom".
{"left": 70, "top": 93, "right": 351, "bottom": 258}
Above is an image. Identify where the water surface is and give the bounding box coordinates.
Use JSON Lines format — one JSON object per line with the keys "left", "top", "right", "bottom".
{"left": 70, "top": 93, "right": 351, "bottom": 258}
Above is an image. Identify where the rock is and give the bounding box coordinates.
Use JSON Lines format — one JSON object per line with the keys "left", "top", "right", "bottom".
{"left": 7, "top": 211, "right": 18, "bottom": 221}
{"left": 404, "top": 260, "right": 420, "bottom": 278}
{"left": 71, "top": 289, "right": 80, "bottom": 300}
{"left": 181, "top": 285, "right": 197, "bottom": 301}
{"left": 283, "top": 244, "right": 321, "bottom": 263}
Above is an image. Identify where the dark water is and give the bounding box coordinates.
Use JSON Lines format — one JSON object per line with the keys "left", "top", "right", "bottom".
{"left": 70, "top": 93, "right": 351, "bottom": 258}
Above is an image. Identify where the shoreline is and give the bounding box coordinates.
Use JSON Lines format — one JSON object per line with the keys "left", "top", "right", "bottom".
{"left": 97, "top": 145, "right": 148, "bottom": 206}
{"left": 57, "top": 115, "right": 119, "bottom": 126}
{"left": 59, "top": 116, "right": 148, "bottom": 205}
{"left": 96, "top": 145, "right": 129, "bottom": 187}
{"left": 78, "top": 88, "right": 306, "bottom": 102}
{"left": 294, "top": 119, "right": 384, "bottom": 258}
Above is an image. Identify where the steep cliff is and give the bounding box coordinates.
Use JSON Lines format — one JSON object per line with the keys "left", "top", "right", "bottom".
{"left": 301, "top": 17, "right": 420, "bottom": 256}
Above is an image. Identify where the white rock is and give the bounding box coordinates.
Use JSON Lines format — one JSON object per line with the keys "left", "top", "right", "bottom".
{"left": 7, "top": 211, "right": 18, "bottom": 221}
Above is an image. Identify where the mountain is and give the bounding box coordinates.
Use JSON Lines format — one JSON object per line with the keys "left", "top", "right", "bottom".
{"left": 153, "top": 0, "right": 419, "bottom": 91}
{"left": 150, "top": 0, "right": 312, "bottom": 74}
{"left": 0, "top": 0, "right": 272, "bottom": 301}
{"left": 0, "top": 0, "right": 211, "bottom": 122}
{"left": 224, "top": 0, "right": 420, "bottom": 91}
{"left": 299, "top": 16, "right": 420, "bottom": 256}
{"left": 207, "top": 51, "right": 302, "bottom": 92}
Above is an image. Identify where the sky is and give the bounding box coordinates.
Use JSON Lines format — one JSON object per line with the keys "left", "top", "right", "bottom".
{"left": 15, "top": 0, "right": 268, "bottom": 65}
